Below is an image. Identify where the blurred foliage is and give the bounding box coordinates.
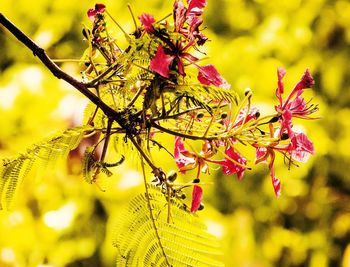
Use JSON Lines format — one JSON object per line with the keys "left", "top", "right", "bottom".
{"left": 0, "top": 0, "right": 349, "bottom": 266}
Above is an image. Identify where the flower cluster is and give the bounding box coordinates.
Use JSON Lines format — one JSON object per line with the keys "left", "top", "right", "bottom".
{"left": 174, "top": 68, "right": 317, "bottom": 209}
{"left": 138, "top": 0, "right": 229, "bottom": 88}
{"left": 85, "top": 1, "right": 318, "bottom": 213}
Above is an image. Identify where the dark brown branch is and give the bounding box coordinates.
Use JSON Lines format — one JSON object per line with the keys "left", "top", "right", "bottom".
{"left": 150, "top": 121, "right": 219, "bottom": 141}
{"left": 0, "top": 13, "right": 163, "bottom": 176}
{"left": 0, "top": 13, "right": 117, "bottom": 118}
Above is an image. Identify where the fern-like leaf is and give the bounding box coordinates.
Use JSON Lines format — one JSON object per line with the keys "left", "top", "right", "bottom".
{"left": 82, "top": 146, "right": 96, "bottom": 184}
{"left": 0, "top": 126, "right": 93, "bottom": 209}
{"left": 177, "top": 84, "right": 240, "bottom": 106}
{"left": 113, "top": 185, "right": 223, "bottom": 267}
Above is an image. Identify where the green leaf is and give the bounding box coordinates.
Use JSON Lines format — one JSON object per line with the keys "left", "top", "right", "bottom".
{"left": 0, "top": 125, "right": 93, "bottom": 210}
{"left": 113, "top": 185, "right": 224, "bottom": 267}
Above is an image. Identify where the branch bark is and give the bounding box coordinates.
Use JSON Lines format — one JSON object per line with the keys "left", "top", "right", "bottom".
{"left": 0, "top": 13, "right": 117, "bottom": 119}
{"left": 0, "top": 12, "right": 162, "bottom": 174}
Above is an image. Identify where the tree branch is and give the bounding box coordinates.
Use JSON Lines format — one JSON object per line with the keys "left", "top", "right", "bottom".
{"left": 0, "top": 13, "right": 117, "bottom": 118}
{"left": 0, "top": 13, "right": 163, "bottom": 177}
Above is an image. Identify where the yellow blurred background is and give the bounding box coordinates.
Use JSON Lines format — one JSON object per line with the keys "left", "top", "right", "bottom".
{"left": 0, "top": 0, "right": 349, "bottom": 266}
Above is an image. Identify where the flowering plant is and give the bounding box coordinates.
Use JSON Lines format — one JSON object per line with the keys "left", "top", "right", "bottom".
{"left": 0, "top": 0, "right": 318, "bottom": 265}
{"left": 81, "top": 0, "right": 318, "bottom": 210}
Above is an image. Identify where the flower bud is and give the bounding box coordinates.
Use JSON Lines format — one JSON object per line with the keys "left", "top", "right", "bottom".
{"left": 196, "top": 112, "right": 204, "bottom": 119}
{"left": 220, "top": 112, "right": 227, "bottom": 119}
{"left": 198, "top": 203, "right": 205, "bottom": 211}
{"left": 281, "top": 133, "right": 289, "bottom": 140}
{"left": 167, "top": 170, "right": 177, "bottom": 182}
{"left": 244, "top": 87, "right": 252, "bottom": 96}
{"left": 269, "top": 116, "right": 279, "bottom": 123}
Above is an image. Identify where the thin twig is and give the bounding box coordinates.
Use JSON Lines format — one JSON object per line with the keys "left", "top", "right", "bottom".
{"left": 0, "top": 13, "right": 117, "bottom": 119}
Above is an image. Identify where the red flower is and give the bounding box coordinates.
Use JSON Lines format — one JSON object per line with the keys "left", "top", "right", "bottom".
{"left": 138, "top": 13, "right": 156, "bottom": 34}
{"left": 174, "top": 0, "right": 187, "bottom": 32}
{"left": 197, "top": 64, "right": 230, "bottom": 89}
{"left": 287, "top": 132, "right": 315, "bottom": 163}
{"left": 187, "top": 0, "right": 207, "bottom": 16}
{"left": 275, "top": 68, "right": 317, "bottom": 138}
{"left": 173, "top": 0, "right": 208, "bottom": 45}
{"left": 254, "top": 131, "right": 314, "bottom": 197}
{"left": 174, "top": 136, "right": 196, "bottom": 173}
{"left": 233, "top": 106, "right": 259, "bottom": 127}
{"left": 150, "top": 45, "right": 175, "bottom": 78}
{"left": 270, "top": 168, "right": 281, "bottom": 198}
{"left": 191, "top": 185, "right": 203, "bottom": 213}
{"left": 188, "top": 16, "right": 208, "bottom": 45}
{"left": 215, "top": 146, "right": 247, "bottom": 180}
{"left": 174, "top": 137, "right": 212, "bottom": 178}
{"left": 87, "top": 4, "right": 106, "bottom": 21}
{"left": 255, "top": 147, "right": 281, "bottom": 197}
{"left": 150, "top": 42, "right": 198, "bottom": 77}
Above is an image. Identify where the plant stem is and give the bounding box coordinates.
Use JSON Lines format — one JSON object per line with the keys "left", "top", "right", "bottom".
{"left": 0, "top": 13, "right": 117, "bottom": 119}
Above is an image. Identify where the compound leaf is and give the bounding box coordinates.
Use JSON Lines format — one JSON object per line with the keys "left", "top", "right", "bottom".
{"left": 113, "top": 185, "right": 223, "bottom": 267}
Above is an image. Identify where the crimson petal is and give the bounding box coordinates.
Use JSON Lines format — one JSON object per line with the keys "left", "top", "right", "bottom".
{"left": 292, "top": 68, "right": 314, "bottom": 96}
{"left": 288, "top": 132, "right": 315, "bottom": 163}
{"left": 191, "top": 185, "right": 203, "bottom": 213}
{"left": 197, "top": 64, "right": 230, "bottom": 89}
{"left": 174, "top": 136, "right": 195, "bottom": 173}
{"left": 138, "top": 13, "right": 156, "bottom": 34}
{"left": 187, "top": 0, "right": 207, "bottom": 16}
{"left": 87, "top": 4, "right": 106, "bottom": 21}
{"left": 150, "top": 45, "right": 175, "bottom": 78}
{"left": 271, "top": 173, "right": 281, "bottom": 198}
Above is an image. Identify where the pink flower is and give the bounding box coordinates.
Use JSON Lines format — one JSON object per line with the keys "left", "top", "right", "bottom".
{"left": 174, "top": 137, "right": 212, "bottom": 178}
{"left": 150, "top": 45, "right": 175, "bottom": 78}
{"left": 287, "top": 132, "right": 315, "bottom": 163}
{"left": 174, "top": 136, "right": 196, "bottom": 173}
{"left": 216, "top": 146, "right": 247, "bottom": 180}
{"left": 150, "top": 42, "right": 198, "bottom": 77}
{"left": 138, "top": 13, "right": 156, "bottom": 34}
{"left": 271, "top": 169, "right": 281, "bottom": 198}
{"left": 188, "top": 16, "right": 208, "bottom": 45}
{"left": 275, "top": 68, "right": 317, "bottom": 138}
{"left": 174, "top": 0, "right": 187, "bottom": 32}
{"left": 254, "top": 131, "right": 314, "bottom": 197}
{"left": 276, "top": 67, "right": 286, "bottom": 96}
{"left": 191, "top": 185, "right": 203, "bottom": 213}
{"left": 87, "top": 4, "right": 106, "bottom": 21}
{"left": 233, "top": 106, "right": 259, "bottom": 127}
{"left": 187, "top": 0, "right": 207, "bottom": 16}
{"left": 197, "top": 64, "right": 230, "bottom": 89}
{"left": 173, "top": 0, "right": 208, "bottom": 45}
{"left": 255, "top": 147, "right": 281, "bottom": 197}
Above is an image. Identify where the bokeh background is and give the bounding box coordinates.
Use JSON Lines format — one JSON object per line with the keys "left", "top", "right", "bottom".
{"left": 0, "top": 0, "right": 349, "bottom": 266}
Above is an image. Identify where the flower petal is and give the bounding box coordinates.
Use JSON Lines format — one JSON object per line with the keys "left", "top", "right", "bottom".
{"left": 255, "top": 147, "right": 268, "bottom": 164}
{"left": 150, "top": 45, "right": 175, "bottom": 78}
{"left": 187, "top": 0, "right": 207, "bottom": 16}
{"left": 138, "top": 13, "right": 156, "bottom": 34}
{"left": 271, "top": 172, "right": 281, "bottom": 198}
{"left": 174, "top": 136, "right": 196, "bottom": 173}
{"left": 174, "top": 0, "right": 187, "bottom": 32}
{"left": 233, "top": 106, "right": 259, "bottom": 127}
{"left": 95, "top": 4, "right": 106, "bottom": 13}
{"left": 197, "top": 64, "right": 230, "bottom": 89}
{"left": 191, "top": 185, "right": 203, "bottom": 213}
{"left": 276, "top": 67, "right": 286, "bottom": 96}
{"left": 288, "top": 132, "right": 315, "bottom": 163}
{"left": 292, "top": 68, "right": 315, "bottom": 96}
{"left": 216, "top": 146, "right": 247, "bottom": 180}
{"left": 87, "top": 4, "right": 106, "bottom": 21}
